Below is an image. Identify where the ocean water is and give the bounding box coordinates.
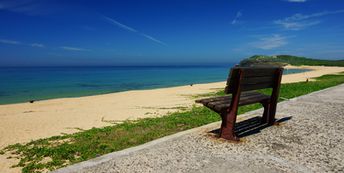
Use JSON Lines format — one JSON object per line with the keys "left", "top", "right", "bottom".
{"left": 0, "top": 66, "right": 310, "bottom": 105}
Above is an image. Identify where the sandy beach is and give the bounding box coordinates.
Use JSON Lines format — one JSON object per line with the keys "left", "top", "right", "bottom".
{"left": 1, "top": 65, "right": 344, "bottom": 173}
{"left": 1, "top": 65, "right": 344, "bottom": 149}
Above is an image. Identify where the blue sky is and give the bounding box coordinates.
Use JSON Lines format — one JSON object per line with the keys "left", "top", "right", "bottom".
{"left": 0, "top": 0, "right": 344, "bottom": 66}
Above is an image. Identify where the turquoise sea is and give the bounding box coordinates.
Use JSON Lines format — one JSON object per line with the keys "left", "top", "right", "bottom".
{"left": 0, "top": 66, "right": 310, "bottom": 105}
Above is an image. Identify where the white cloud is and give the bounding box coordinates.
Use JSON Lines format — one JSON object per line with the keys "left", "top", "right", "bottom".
{"left": 275, "top": 10, "right": 344, "bottom": 30}
{"left": 0, "top": 39, "right": 21, "bottom": 45}
{"left": 274, "top": 20, "right": 320, "bottom": 30}
{"left": 286, "top": 0, "right": 307, "bottom": 2}
{"left": 251, "top": 34, "right": 288, "bottom": 50}
{"left": 231, "top": 11, "right": 242, "bottom": 25}
{"left": 102, "top": 15, "right": 167, "bottom": 46}
{"left": 30, "top": 43, "right": 44, "bottom": 48}
{"left": 103, "top": 16, "right": 138, "bottom": 33}
{"left": 0, "top": 39, "right": 46, "bottom": 49}
{"left": 140, "top": 33, "right": 167, "bottom": 46}
{"left": 0, "top": 0, "right": 53, "bottom": 15}
{"left": 61, "top": 46, "right": 90, "bottom": 51}
{"left": 284, "top": 10, "right": 344, "bottom": 21}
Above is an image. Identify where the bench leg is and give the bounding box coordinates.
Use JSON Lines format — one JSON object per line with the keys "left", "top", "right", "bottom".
{"left": 268, "top": 102, "right": 277, "bottom": 125}
{"left": 220, "top": 110, "right": 239, "bottom": 141}
{"left": 261, "top": 101, "right": 270, "bottom": 124}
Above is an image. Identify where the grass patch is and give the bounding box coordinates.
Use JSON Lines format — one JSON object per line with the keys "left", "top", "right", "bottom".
{"left": 2, "top": 72, "right": 344, "bottom": 173}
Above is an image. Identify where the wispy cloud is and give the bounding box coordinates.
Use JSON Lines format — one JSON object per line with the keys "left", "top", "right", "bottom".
{"left": 0, "top": 0, "right": 54, "bottom": 15}
{"left": 140, "top": 33, "right": 167, "bottom": 46}
{"left": 103, "top": 16, "right": 138, "bottom": 33}
{"left": 282, "top": 10, "right": 344, "bottom": 21}
{"left": 251, "top": 34, "right": 288, "bottom": 50}
{"left": 275, "top": 20, "right": 320, "bottom": 30}
{"left": 0, "top": 0, "right": 39, "bottom": 15}
{"left": 0, "top": 39, "right": 21, "bottom": 45}
{"left": 275, "top": 10, "right": 344, "bottom": 30}
{"left": 0, "top": 38, "right": 87, "bottom": 52}
{"left": 61, "top": 46, "right": 90, "bottom": 51}
{"left": 102, "top": 15, "right": 167, "bottom": 46}
{"left": 30, "top": 43, "right": 44, "bottom": 48}
{"left": 231, "top": 11, "right": 242, "bottom": 25}
{"left": 0, "top": 38, "right": 46, "bottom": 48}
{"left": 286, "top": 0, "right": 307, "bottom": 2}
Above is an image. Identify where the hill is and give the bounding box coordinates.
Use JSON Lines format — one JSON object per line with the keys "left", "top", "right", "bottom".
{"left": 239, "top": 55, "right": 344, "bottom": 67}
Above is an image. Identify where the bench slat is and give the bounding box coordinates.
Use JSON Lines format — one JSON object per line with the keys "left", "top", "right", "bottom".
{"left": 227, "top": 67, "right": 277, "bottom": 78}
{"left": 196, "top": 92, "right": 270, "bottom": 113}
{"left": 241, "top": 83, "right": 274, "bottom": 91}
{"left": 206, "top": 93, "right": 267, "bottom": 108}
{"left": 240, "top": 76, "right": 274, "bottom": 85}
{"left": 214, "top": 95, "right": 269, "bottom": 112}
{"left": 195, "top": 91, "right": 257, "bottom": 104}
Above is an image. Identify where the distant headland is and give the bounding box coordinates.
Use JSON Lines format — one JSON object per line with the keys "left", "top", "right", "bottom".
{"left": 239, "top": 55, "right": 344, "bottom": 67}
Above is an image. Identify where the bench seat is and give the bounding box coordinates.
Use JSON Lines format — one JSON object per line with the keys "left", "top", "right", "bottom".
{"left": 196, "top": 91, "right": 270, "bottom": 113}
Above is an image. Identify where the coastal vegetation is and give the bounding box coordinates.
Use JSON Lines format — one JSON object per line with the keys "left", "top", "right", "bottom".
{"left": 239, "top": 55, "right": 344, "bottom": 67}
{"left": 1, "top": 72, "right": 344, "bottom": 173}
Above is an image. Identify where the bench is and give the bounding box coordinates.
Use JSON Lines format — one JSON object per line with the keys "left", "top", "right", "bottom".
{"left": 196, "top": 67, "right": 283, "bottom": 141}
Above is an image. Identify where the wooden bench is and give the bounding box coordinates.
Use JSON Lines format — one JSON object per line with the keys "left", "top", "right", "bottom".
{"left": 196, "top": 67, "right": 283, "bottom": 141}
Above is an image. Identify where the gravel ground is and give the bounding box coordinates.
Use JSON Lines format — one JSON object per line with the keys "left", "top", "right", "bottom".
{"left": 54, "top": 84, "right": 344, "bottom": 173}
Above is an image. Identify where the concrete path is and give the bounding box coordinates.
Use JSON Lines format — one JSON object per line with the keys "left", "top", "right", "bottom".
{"left": 54, "top": 84, "right": 344, "bottom": 173}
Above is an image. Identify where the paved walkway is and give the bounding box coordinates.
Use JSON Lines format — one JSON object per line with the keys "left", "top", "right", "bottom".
{"left": 54, "top": 84, "right": 344, "bottom": 173}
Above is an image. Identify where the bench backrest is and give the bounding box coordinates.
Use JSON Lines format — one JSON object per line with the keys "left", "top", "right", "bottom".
{"left": 225, "top": 67, "right": 283, "bottom": 94}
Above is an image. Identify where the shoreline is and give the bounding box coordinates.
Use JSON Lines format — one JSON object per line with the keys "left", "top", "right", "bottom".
{"left": 0, "top": 66, "right": 309, "bottom": 106}
{"left": 0, "top": 65, "right": 344, "bottom": 173}
{"left": 0, "top": 65, "right": 344, "bottom": 148}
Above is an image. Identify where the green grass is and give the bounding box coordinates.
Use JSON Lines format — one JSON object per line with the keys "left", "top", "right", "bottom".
{"left": 2, "top": 72, "right": 344, "bottom": 173}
